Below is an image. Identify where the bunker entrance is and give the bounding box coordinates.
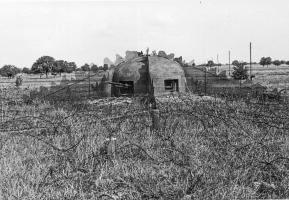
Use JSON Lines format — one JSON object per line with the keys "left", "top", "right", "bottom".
{"left": 164, "top": 79, "right": 179, "bottom": 92}
{"left": 119, "top": 81, "right": 134, "bottom": 95}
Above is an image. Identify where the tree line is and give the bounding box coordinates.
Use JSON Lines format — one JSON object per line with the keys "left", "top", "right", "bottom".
{"left": 1, "top": 55, "right": 289, "bottom": 78}
{"left": 186, "top": 57, "right": 289, "bottom": 68}
{"left": 259, "top": 57, "right": 289, "bottom": 67}
{"left": 0, "top": 55, "right": 108, "bottom": 78}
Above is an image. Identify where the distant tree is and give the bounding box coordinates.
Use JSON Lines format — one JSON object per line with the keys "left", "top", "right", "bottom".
{"left": 63, "top": 61, "right": 75, "bottom": 73}
{"left": 81, "top": 63, "right": 90, "bottom": 71}
{"left": 232, "top": 60, "right": 240, "bottom": 66}
{"left": 0, "top": 65, "right": 21, "bottom": 78}
{"left": 259, "top": 57, "right": 266, "bottom": 67}
{"left": 280, "top": 60, "right": 286, "bottom": 65}
{"left": 22, "top": 67, "right": 31, "bottom": 74}
{"left": 286, "top": 61, "right": 289, "bottom": 65}
{"left": 207, "top": 60, "right": 215, "bottom": 67}
{"left": 232, "top": 60, "right": 248, "bottom": 67}
{"left": 31, "top": 56, "right": 55, "bottom": 78}
{"left": 232, "top": 62, "right": 248, "bottom": 86}
{"left": 260, "top": 57, "right": 272, "bottom": 67}
{"left": 68, "top": 62, "right": 77, "bottom": 72}
{"left": 91, "top": 64, "right": 98, "bottom": 72}
{"left": 53, "top": 60, "right": 66, "bottom": 75}
{"left": 266, "top": 57, "right": 272, "bottom": 66}
{"left": 273, "top": 60, "right": 281, "bottom": 66}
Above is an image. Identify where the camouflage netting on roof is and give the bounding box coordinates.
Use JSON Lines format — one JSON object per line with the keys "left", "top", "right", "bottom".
{"left": 112, "top": 56, "right": 149, "bottom": 96}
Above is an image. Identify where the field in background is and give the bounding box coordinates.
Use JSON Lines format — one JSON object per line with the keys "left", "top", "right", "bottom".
{"left": 249, "top": 64, "right": 289, "bottom": 90}
{"left": 0, "top": 72, "right": 103, "bottom": 88}
{"left": 0, "top": 71, "right": 107, "bottom": 98}
{"left": 215, "top": 64, "right": 289, "bottom": 90}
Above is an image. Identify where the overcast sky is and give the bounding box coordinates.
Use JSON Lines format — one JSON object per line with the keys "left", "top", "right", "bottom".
{"left": 0, "top": 0, "right": 288, "bottom": 68}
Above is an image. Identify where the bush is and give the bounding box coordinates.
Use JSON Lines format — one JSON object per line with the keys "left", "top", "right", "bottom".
{"left": 22, "top": 67, "right": 31, "bottom": 74}
{"left": 15, "top": 76, "right": 23, "bottom": 87}
{"left": 0, "top": 65, "right": 21, "bottom": 77}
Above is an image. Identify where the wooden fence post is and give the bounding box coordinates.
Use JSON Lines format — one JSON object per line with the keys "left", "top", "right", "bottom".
{"left": 104, "top": 137, "right": 117, "bottom": 160}
{"left": 1, "top": 101, "right": 3, "bottom": 123}
{"left": 151, "top": 109, "right": 160, "bottom": 130}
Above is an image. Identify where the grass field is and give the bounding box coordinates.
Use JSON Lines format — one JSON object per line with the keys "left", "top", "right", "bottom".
{"left": 248, "top": 64, "right": 289, "bottom": 90}
{"left": 1, "top": 89, "right": 289, "bottom": 199}
{"left": 216, "top": 64, "right": 289, "bottom": 90}
{"left": 0, "top": 72, "right": 104, "bottom": 89}
{"left": 0, "top": 72, "right": 108, "bottom": 100}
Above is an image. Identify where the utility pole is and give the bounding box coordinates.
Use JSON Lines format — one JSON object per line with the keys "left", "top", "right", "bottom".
{"left": 89, "top": 63, "right": 93, "bottom": 98}
{"left": 250, "top": 42, "right": 252, "bottom": 80}
{"left": 1, "top": 101, "right": 3, "bottom": 123}
{"left": 217, "top": 54, "right": 219, "bottom": 73}
{"left": 204, "top": 69, "right": 207, "bottom": 95}
{"left": 229, "top": 50, "right": 231, "bottom": 76}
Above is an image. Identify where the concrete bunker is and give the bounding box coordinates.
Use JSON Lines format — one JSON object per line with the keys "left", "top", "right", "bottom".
{"left": 110, "top": 51, "right": 186, "bottom": 97}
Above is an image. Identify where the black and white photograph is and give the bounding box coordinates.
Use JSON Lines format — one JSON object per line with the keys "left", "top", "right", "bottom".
{"left": 1, "top": 0, "right": 289, "bottom": 199}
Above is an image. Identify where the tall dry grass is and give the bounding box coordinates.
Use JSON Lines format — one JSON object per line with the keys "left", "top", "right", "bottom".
{"left": 0, "top": 89, "right": 289, "bottom": 199}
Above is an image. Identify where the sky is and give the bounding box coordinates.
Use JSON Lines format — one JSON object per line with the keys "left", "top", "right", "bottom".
{"left": 0, "top": 0, "right": 289, "bottom": 68}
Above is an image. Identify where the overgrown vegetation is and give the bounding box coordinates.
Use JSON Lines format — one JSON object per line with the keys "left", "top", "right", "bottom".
{"left": 1, "top": 89, "right": 289, "bottom": 199}
{"left": 232, "top": 62, "right": 249, "bottom": 84}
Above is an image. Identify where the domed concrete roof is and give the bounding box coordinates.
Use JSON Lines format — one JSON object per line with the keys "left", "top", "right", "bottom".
{"left": 113, "top": 56, "right": 148, "bottom": 82}
{"left": 112, "top": 56, "right": 149, "bottom": 96}
{"left": 148, "top": 56, "right": 185, "bottom": 79}
{"left": 148, "top": 56, "right": 186, "bottom": 95}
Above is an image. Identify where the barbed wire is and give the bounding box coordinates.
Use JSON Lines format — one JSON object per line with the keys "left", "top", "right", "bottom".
{"left": 1, "top": 85, "right": 289, "bottom": 199}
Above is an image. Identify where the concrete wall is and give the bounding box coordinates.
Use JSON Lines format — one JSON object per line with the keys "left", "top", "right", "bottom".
{"left": 112, "top": 56, "right": 149, "bottom": 96}
{"left": 148, "top": 56, "right": 186, "bottom": 95}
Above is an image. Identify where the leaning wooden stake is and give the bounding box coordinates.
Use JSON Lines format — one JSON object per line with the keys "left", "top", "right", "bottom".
{"left": 103, "top": 137, "right": 117, "bottom": 160}
{"left": 149, "top": 94, "right": 160, "bottom": 130}
{"left": 151, "top": 108, "right": 160, "bottom": 130}
{"left": 1, "top": 101, "right": 3, "bottom": 123}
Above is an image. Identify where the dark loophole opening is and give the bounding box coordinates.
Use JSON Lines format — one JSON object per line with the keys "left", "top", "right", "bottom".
{"left": 164, "top": 79, "right": 179, "bottom": 92}
{"left": 119, "top": 81, "right": 134, "bottom": 95}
